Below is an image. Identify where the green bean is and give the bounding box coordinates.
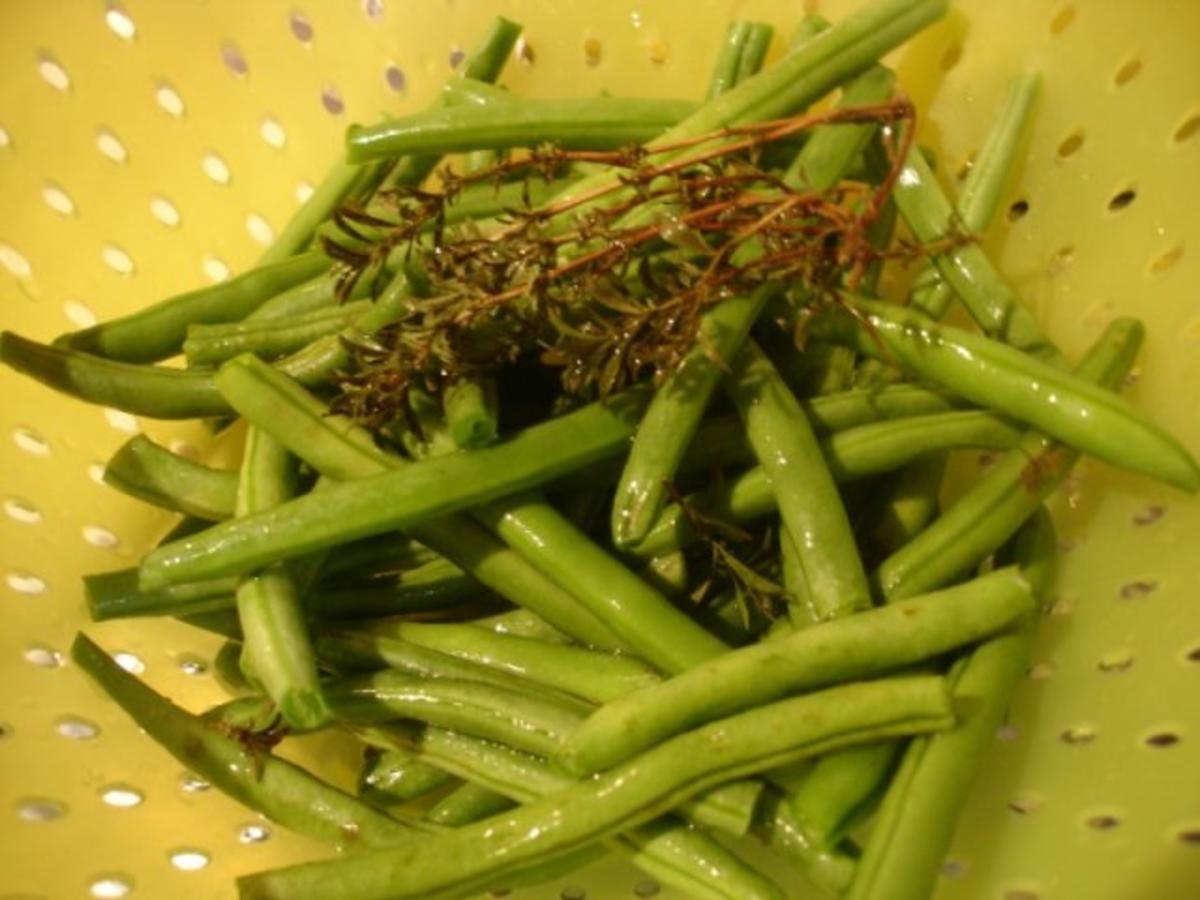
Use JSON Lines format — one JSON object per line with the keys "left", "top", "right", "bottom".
{"left": 784, "top": 65, "right": 893, "bottom": 190}
{"left": 212, "top": 640, "right": 252, "bottom": 696}
{"left": 912, "top": 73, "right": 1040, "bottom": 321}
{"left": 85, "top": 567, "right": 236, "bottom": 621}
{"left": 612, "top": 285, "right": 778, "bottom": 547}
{"left": 475, "top": 493, "right": 729, "bottom": 674}
{"left": 734, "top": 23, "right": 775, "bottom": 82}
{"left": 360, "top": 747, "right": 457, "bottom": 807}
{"left": 476, "top": 608, "right": 572, "bottom": 644}
{"left": 313, "top": 630, "right": 591, "bottom": 716}
{"left": 374, "top": 16, "right": 523, "bottom": 192}
{"left": 365, "top": 621, "right": 660, "bottom": 704}
{"left": 371, "top": 725, "right": 786, "bottom": 900}
{"left": 705, "top": 21, "right": 755, "bottom": 99}
{"left": 71, "top": 633, "right": 418, "bottom": 849}
{"left": 779, "top": 525, "right": 816, "bottom": 626}
{"left": 142, "top": 370, "right": 650, "bottom": 588}
{"left": 551, "top": 0, "right": 947, "bottom": 225}
{"left": 84, "top": 559, "right": 477, "bottom": 623}
{"left": 753, "top": 789, "right": 856, "bottom": 896}
{"left": 347, "top": 98, "right": 695, "bottom": 162}
{"left": 210, "top": 355, "right": 621, "bottom": 647}
{"left": 787, "top": 741, "right": 899, "bottom": 843}
{"left": 103, "top": 435, "right": 238, "bottom": 520}
{"left": 317, "top": 534, "right": 441, "bottom": 579}
{"left": 309, "top": 567, "right": 484, "bottom": 621}
{"left": 184, "top": 300, "right": 372, "bottom": 367}
{"left": 558, "top": 567, "right": 1032, "bottom": 776}
{"left": 0, "top": 331, "right": 230, "bottom": 419}
{"left": 725, "top": 340, "right": 871, "bottom": 620}
{"left": 234, "top": 427, "right": 328, "bottom": 730}
{"left": 868, "top": 455, "right": 944, "bottom": 553}
{"left": 256, "top": 158, "right": 391, "bottom": 267}
{"left": 809, "top": 297, "right": 1200, "bottom": 491}
{"left": 877, "top": 317, "right": 1145, "bottom": 601}
{"left": 891, "top": 144, "right": 1058, "bottom": 361}
{"left": 847, "top": 508, "right": 1056, "bottom": 900}
{"left": 324, "top": 671, "right": 582, "bottom": 759}
{"left": 611, "top": 21, "right": 901, "bottom": 549}
{"left": 786, "top": 14, "right": 829, "bottom": 52}
{"left": 443, "top": 377, "right": 498, "bottom": 449}
{"left": 239, "top": 676, "right": 952, "bottom": 900}
{"left": 441, "top": 77, "right": 513, "bottom": 107}
{"left": 425, "top": 782, "right": 516, "bottom": 827}
{"left": 51, "top": 252, "right": 328, "bottom": 363}
{"left": 632, "top": 409, "right": 1021, "bottom": 558}
{"left": 640, "top": 550, "right": 689, "bottom": 598}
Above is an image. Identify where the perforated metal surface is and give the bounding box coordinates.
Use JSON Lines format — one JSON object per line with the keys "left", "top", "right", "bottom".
{"left": 1, "top": 2, "right": 1198, "bottom": 898}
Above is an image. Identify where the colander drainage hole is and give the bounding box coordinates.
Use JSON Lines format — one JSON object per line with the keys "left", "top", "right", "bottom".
{"left": 89, "top": 874, "right": 133, "bottom": 898}
{"left": 1107, "top": 188, "right": 1136, "bottom": 211}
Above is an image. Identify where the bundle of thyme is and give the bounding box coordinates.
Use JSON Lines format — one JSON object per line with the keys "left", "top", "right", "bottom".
{"left": 322, "top": 98, "right": 921, "bottom": 428}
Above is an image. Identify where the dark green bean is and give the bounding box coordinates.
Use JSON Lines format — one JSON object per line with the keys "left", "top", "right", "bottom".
{"left": 71, "top": 633, "right": 418, "bottom": 849}
{"left": 103, "top": 435, "right": 237, "bottom": 520}
{"left": 809, "top": 297, "right": 1200, "bottom": 491}
{"left": 734, "top": 23, "right": 775, "bottom": 83}
{"left": 559, "top": 567, "right": 1032, "bottom": 776}
{"left": 0, "top": 331, "right": 230, "bottom": 419}
{"left": 239, "top": 676, "right": 952, "bottom": 900}
{"left": 51, "top": 252, "right": 328, "bottom": 363}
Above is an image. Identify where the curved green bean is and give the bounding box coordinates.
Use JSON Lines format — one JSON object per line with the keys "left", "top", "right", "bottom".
{"left": 51, "top": 252, "right": 328, "bottom": 363}
{"left": 725, "top": 339, "right": 871, "bottom": 620}
{"left": 104, "top": 435, "right": 237, "bottom": 520}
{"left": 373, "top": 724, "right": 786, "bottom": 900}
{"left": 559, "top": 567, "right": 1032, "bottom": 776}
{"left": 71, "top": 633, "right": 418, "bottom": 850}
{"left": 239, "top": 676, "right": 952, "bottom": 900}
{"left": 847, "top": 508, "right": 1057, "bottom": 900}
{"left": 810, "top": 298, "right": 1200, "bottom": 491}
{"left": 877, "top": 316, "right": 1144, "bottom": 600}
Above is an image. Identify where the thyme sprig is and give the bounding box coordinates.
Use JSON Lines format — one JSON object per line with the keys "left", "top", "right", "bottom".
{"left": 324, "top": 98, "right": 920, "bottom": 428}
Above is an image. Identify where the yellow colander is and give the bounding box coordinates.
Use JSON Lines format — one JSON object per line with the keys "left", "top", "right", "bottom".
{"left": 2, "top": 1, "right": 1198, "bottom": 898}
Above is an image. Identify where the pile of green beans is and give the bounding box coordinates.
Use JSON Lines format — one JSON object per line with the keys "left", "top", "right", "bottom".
{"left": 4, "top": 5, "right": 1198, "bottom": 900}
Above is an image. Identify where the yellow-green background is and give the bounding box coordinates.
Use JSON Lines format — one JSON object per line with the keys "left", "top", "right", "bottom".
{"left": 1, "top": 1, "right": 1198, "bottom": 897}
